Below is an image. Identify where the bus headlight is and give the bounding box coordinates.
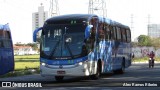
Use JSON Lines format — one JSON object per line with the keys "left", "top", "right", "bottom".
{"left": 41, "top": 62, "right": 46, "bottom": 66}
{"left": 78, "top": 61, "right": 88, "bottom": 66}
{"left": 78, "top": 62, "right": 83, "bottom": 65}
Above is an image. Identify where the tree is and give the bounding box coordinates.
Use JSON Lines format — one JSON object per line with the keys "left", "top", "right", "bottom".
{"left": 150, "top": 37, "right": 160, "bottom": 49}
{"left": 15, "top": 42, "right": 25, "bottom": 46}
{"left": 26, "top": 43, "right": 38, "bottom": 50}
{"left": 131, "top": 41, "right": 139, "bottom": 47}
{"left": 14, "top": 42, "right": 39, "bottom": 50}
{"left": 36, "top": 37, "right": 41, "bottom": 44}
{"left": 137, "top": 35, "right": 151, "bottom": 46}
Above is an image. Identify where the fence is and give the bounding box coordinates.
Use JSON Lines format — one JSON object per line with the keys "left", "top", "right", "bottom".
{"left": 132, "top": 47, "right": 160, "bottom": 58}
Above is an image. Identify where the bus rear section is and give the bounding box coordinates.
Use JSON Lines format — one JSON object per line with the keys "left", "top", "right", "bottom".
{"left": 0, "top": 24, "right": 14, "bottom": 75}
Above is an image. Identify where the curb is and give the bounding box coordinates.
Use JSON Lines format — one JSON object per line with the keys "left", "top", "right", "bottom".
{"left": 132, "top": 61, "right": 160, "bottom": 64}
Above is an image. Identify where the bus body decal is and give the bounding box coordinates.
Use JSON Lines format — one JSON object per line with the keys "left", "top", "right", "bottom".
{"left": 0, "top": 24, "right": 14, "bottom": 75}
{"left": 85, "top": 25, "right": 93, "bottom": 39}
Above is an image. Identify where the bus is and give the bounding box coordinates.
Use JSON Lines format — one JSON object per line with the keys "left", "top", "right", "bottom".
{"left": 33, "top": 14, "right": 132, "bottom": 81}
{"left": 0, "top": 24, "right": 14, "bottom": 75}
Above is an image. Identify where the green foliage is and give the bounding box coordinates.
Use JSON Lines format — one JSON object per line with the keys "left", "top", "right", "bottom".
{"left": 150, "top": 37, "right": 160, "bottom": 49}
{"left": 0, "top": 68, "right": 40, "bottom": 78}
{"left": 15, "top": 55, "right": 39, "bottom": 59}
{"left": 131, "top": 42, "right": 139, "bottom": 47}
{"left": 26, "top": 43, "right": 39, "bottom": 50}
{"left": 137, "top": 35, "right": 152, "bottom": 46}
{"left": 134, "top": 35, "right": 160, "bottom": 48}
{"left": 14, "top": 55, "right": 40, "bottom": 70}
{"left": 15, "top": 62, "right": 39, "bottom": 70}
{"left": 37, "top": 37, "right": 41, "bottom": 44}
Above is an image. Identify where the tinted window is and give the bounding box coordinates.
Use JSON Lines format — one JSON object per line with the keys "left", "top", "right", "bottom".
{"left": 0, "top": 30, "right": 11, "bottom": 39}
{"left": 106, "top": 25, "right": 110, "bottom": 40}
{"left": 122, "top": 29, "right": 127, "bottom": 42}
{"left": 113, "top": 27, "right": 117, "bottom": 40}
{"left": 126, "top": 29, "right": 131, "bottom": 42}
{"left": 98, "top": 23, "right": 105, "bottom": 40}
{"left": 116, "top": 27, "right": 121, "bottom": 41}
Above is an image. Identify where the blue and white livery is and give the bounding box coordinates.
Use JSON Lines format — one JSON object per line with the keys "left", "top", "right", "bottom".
{"left": 33, "top": 14, "right": 132, "bottom": 81}
{"left": 0, "top": 24, "right": 14, "bottom": 75}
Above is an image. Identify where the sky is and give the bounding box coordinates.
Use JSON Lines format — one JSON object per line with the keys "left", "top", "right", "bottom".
{"left": 1, "top": 0, "right": 160, "bottom": 44}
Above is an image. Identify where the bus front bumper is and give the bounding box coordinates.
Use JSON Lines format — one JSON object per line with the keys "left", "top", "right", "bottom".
{"left": 40, "top": 61, "right": 95, "bottom": 77}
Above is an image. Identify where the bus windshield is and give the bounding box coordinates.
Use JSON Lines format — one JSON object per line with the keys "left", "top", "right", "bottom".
{"left": 41, "top": 23, "right": 87, "bottom": 59}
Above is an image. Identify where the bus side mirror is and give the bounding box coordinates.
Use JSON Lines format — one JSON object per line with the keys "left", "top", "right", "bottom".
{"left": 85, "top": 25, "right": 93, "bottom": 39}
{"left": 33, "top": 27, "right": 43, "bottom": 42}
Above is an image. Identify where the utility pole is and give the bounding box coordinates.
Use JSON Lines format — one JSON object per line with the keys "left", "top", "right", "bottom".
{"left": 131, "top": 14, "right": 134, "bottom": 41}
{"left": 88, "top": 0, "right": 107, "bottom": 17}
{"left": 147, "top": 14, "right": 151, "bottom": 34}
{"left": 49, "top": 0, "right": 60, "bottom": 17}
{"left": 147, "top": 14, "right": 152, "bottom": 37}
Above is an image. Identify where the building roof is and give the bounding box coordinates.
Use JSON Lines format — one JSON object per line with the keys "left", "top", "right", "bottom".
{"left": 13, "top": 45, "right": 32, "bottom": 50}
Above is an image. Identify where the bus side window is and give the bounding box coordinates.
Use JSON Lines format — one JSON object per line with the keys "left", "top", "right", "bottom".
{"left": 88, "top": 17, "right": 98, "bottom": 51}
{"left": 113, "top": 27, "right": 117, "bottom": 41}
{"left": 105, "top": 25, "right": 110, "bottom": 40}
{"left": 98, "top": 22, "right": 105, "bottom": 41}
{"left": 126, "top": 29, "right": 131, "bottom": 42}
{"left": 4, "top": 31, "right": 11, "bottom": 39}
{"left": 110, "top": 26, "right": 116, "bottom": 40}
{"left": 0, "top": 40, "right": 3, "bottom": 48}
{"left": 122, "top": 28, "right": 127, "bottom": 42}
{"left": 90, "top": 28, "right": 95, "bottom": 50}
{"left": 0, "top": 30, "right": 3, "bottom": 38}
{"left": 116, "top": 27, "right": 122, "bottom": 41}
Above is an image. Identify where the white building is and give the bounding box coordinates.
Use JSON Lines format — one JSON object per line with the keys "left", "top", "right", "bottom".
{"left": 32, "top": 4, "right": 48, "bottom": 38}
{"left": 14, "top": 45, "right": 39, "bottom": 55}
{"left": 148, "top": 24, "right": 160, "bottom": 38}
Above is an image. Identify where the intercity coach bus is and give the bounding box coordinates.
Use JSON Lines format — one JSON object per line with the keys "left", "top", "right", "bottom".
{"left": 0, "top": 24, "right": 14, "bottom": 75}
{"left": 33, "top": 14, "right": 132, "bottom": 81}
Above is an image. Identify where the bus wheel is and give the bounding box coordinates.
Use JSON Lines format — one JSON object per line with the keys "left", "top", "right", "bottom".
{"left": 114, "top": 61, "right": 125, "bottom": 74}
{"left": 120, "top": 62, "right": 125, "bottom": 74}
{"left": 55, "top": 76, "right": 64, "bottom": 81}
{"left": 90, "top": 62, "right": 101, "bottom": 80}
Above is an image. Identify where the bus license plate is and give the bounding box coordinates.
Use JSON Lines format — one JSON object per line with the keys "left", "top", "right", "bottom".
{"left": 57, "top": 71, "right": 65, "bottom": 74}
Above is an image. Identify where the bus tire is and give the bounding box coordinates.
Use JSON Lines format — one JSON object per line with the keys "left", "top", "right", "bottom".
{"left": 55, "top": 76, "right": 64, "bottom": 81}
{"left": 119, "top": 61, "right": 125, "bottom": 74}
{"left": 114, "top": 60, "right": 125, "bottom": 74}
{"left": 90, "top": 61, "right": 101, "bottom": 80}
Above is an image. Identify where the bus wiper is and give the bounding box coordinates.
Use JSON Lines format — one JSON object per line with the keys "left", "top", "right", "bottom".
{"left": 65, "top": 42, "right": 74, "bottom": 59}
{"left": 49, "top": 39, "right": 61, "bottom": 59}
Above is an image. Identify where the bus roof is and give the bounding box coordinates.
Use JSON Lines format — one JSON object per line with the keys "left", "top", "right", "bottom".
{"left": 45, "top": 14, "right": 130, "bottom": 29}
{"left": 0, "top": 24, "right": 10, "bottom": 31}
{"left": 45, "top": 14, "right": 98, "bottom": 24}
{"left": 99, "top": 17, "right": 130, "bottom": 29}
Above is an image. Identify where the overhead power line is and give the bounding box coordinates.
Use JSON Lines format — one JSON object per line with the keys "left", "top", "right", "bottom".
{"left": 88, "top": 0, "right": 107, "bottom": 17}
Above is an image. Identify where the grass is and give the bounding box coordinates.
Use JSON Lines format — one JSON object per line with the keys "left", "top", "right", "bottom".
{"left": 14, "top": 55, "right": 40, "bottom": 70}
{"left": 15, "top": 62, "right": 40, "bottom": 71}
{"left": 0, "top": 68, "right": 40, "bottom": 78}
{"left": 15, "top": 55, "right": 39, "bottom": 59}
